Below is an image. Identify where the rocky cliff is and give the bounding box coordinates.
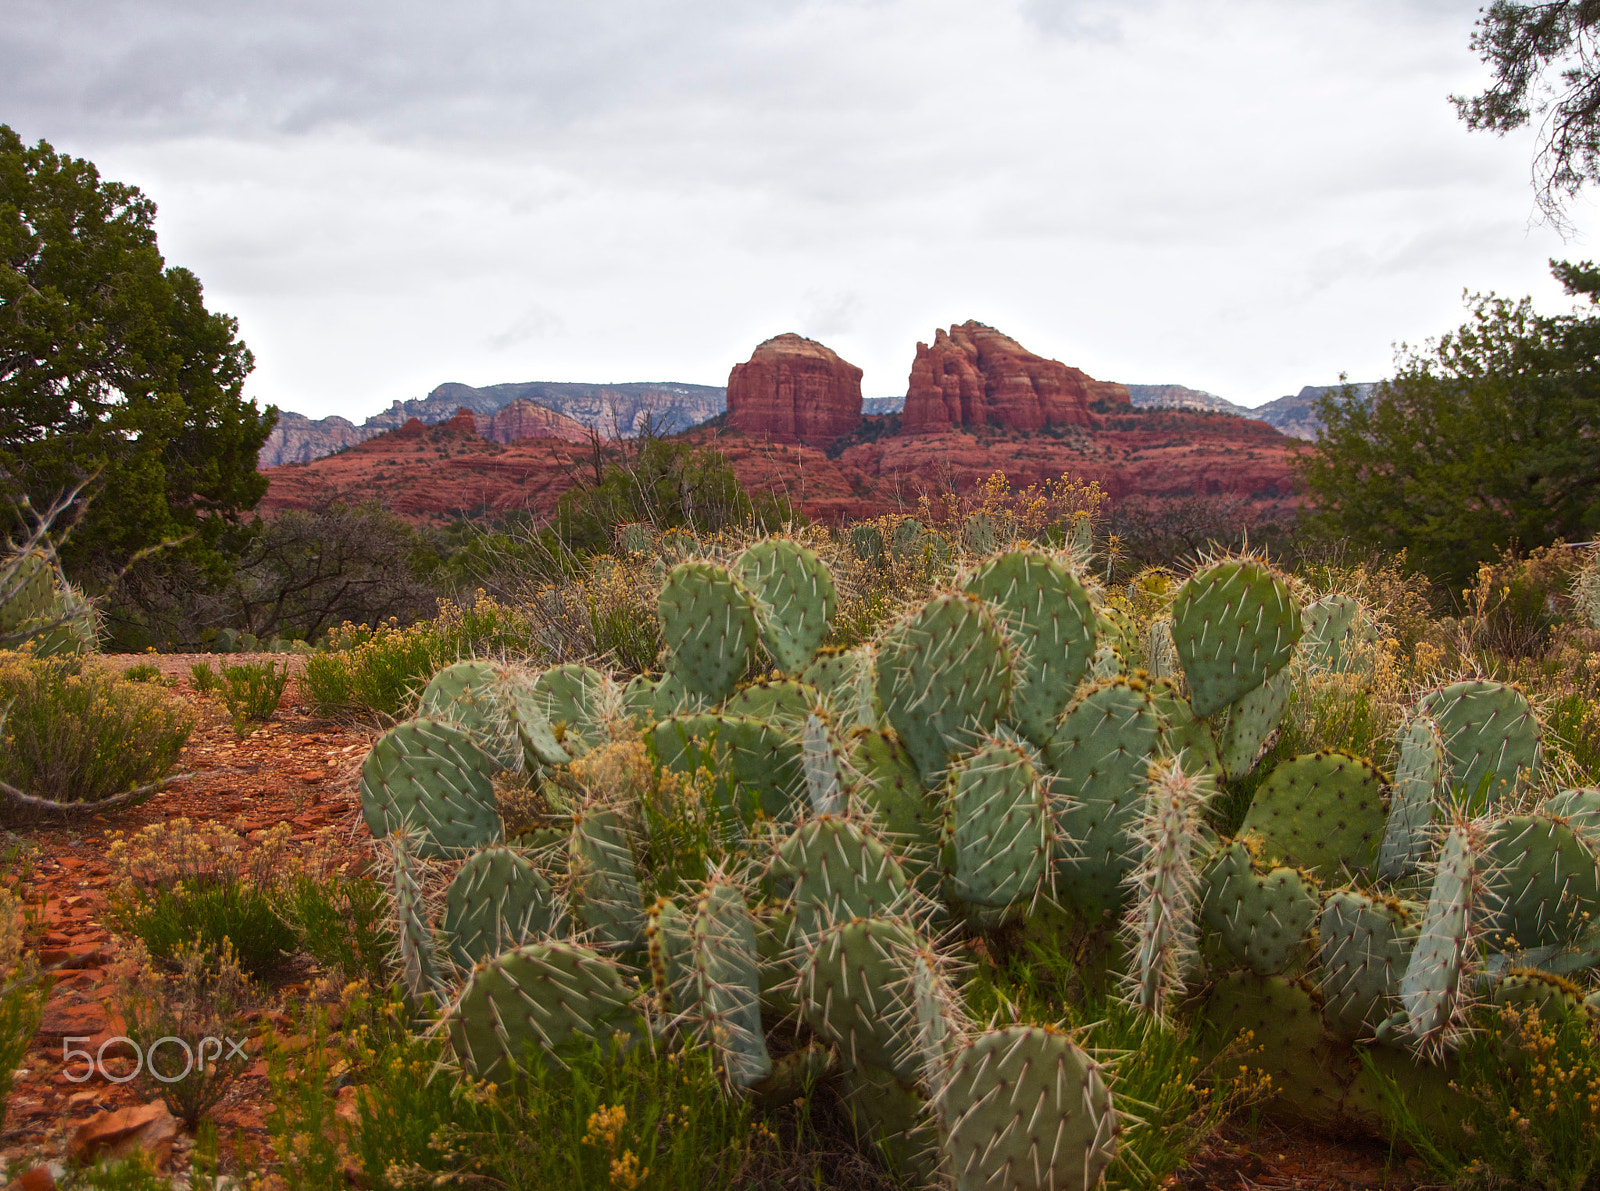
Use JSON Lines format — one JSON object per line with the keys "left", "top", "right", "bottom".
{"left": 902, "top": 322, "right": 1130, "bottom": 433}
{"left": 725, "top": 334, "right": 863, "bottom": 445}
{"left": 475, "top": 398, "right": 593, "bottom": 445}
{"left": 1125, "top": 384, "right": 1248, "bottom": 416}
{"left": 259, "top": 411, "right": 372, "bottom": 466}
{"left": 1248, "top": 384, "right": 1376, "bottom": 440}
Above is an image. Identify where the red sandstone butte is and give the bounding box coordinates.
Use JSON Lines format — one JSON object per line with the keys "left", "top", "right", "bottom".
{"left": 726, "top": 333, "right": 863, "bottom": 445}
{"left": 902, "top": 321, "right": 1130, "bottom": 433}
{"left": 476, "top": 398, "right": 594, "bottom": 445}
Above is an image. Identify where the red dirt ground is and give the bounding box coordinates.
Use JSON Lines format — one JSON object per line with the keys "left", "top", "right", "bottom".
{"left": 0, "top": 657, "right": 1425, "bottom": 1187}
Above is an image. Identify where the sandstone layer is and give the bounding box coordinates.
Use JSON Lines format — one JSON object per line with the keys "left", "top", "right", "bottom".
{"left": 902, "top": 321, "right": 1130, "bottom": 433}
{"left": 476, "top": 398, "right": 593, "bottom": 445}
{"left": 726, "top": 334, "right": 863, "bottom": 445}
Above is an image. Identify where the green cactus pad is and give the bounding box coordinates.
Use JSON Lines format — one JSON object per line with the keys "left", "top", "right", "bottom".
{"left": 1045, "top": 678, "right": 1166, "bottom": 920}
{"left": 1400, "top": 822, "right": 1483, "bottom": 1048}
{"left": 938, "top": 1025, "right": 1118, "bottom": 1191}
{"left": 960, "top": 549, "right": 1097, "bottom": 748}
{"left": 722, "top": 678, "right": 819, "bottom": 726}
{"left": 1125, "top": 761, "right": 1210, "bottom": 1019}
{"left": 446, "top": 941, "right": 639, "bottom": 1078}
{"left": 388, "top": 831, "right": 446, "bottom": 1009}
{"left": 875, "top": 593, "right": 1012, "bottom": 784}
{"left": 801, "top": 713, "right": 845, "bottom": 816}
{"left": 1301, "top": 593, "right": 1373, "bottom": 672}
{"left": 441, "top": 846, "right": 562, "bottom": 970}
{"left": 734, "top": 538, "right": 838, "bottom": 676}
{"left": 568, "top": 802, "right": 646, "bottom": 951}
{"left": 684, "top": 877, "right": 771, "bottom": 1086}
{"left": 850, "top": 522, "right": 885, "bottom": 564}
{"left": 1171, "top": 559, "right": 1302, "bottom": 718}
{"left": 620, "top": 673, "right": 658, "bottom": 726}
{"left": 1378, "top": 716, "right": 1447, "bottom": 882}
{"left": 1202, "top": 971, "right": 1347, "bottom": 1124}
{"left": 418, "top": 660, "right": 572, "bottom": 771}
{"left": 1150, "top": 681, "right": 1225, "bottom": 782}
{"left": 1544, "top": 787, "right": 1600, "bottom": 844}
{"left": 530, "top": 663, "right": 613, "bottom": 757}
{"left": 1200, "top": 840, "right": 1320, "bottom": 975}
{"left": 1217, "top": 666, "right": 1293, "bottom": 780}
{"left": 1145, "top": 617, "right": 1180, "bottom": 682}
{"left": 359, "top": 717, "right": 504, "bottom": 858}
{"left": 1237, "top": 751, "right": 1387, "bottom": 878}
{"left": 657, "top": 561, "right": 759, "bottom": 703}
{"left": 799, "top": 915, "right": 925, "bottom": 1081}
{"left": 1318, "top": 891, "right": 1420, "bottom": 1041}
{"left": 0, "top": 551, "right": 55, "bottom": 638}
{"left": 801, "top": 645, "right": 880, "bottom": 729}
{"left": 651, "top": 713, "right": 806, "bottom": 822}
{"left": 845, "top": 728, "right": 939, "bottom": 876}
{"left": 1491, "top": 967, "right": 1586, "bottom": 1023}
{"left": 940, "top": 741, "right": 1051, "bottom": 923}
{"left": 1480, "top": 813, "right": 1600, "bottom": 952}
{"left": 889, "top": 517, "right": 923, "bottom": 561}
{"left": 1416, "top": 679, "right": 1541, "bottom": 807}
{"left": 646, "top": 896, "right": 694, "bottom": 1012}
{"left": 773, "top": 816, "right": 912, "bottom": 942}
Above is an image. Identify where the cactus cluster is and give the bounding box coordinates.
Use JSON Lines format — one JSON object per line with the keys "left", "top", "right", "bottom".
{"left": 356, "top": 532, "right": 1600, "bottom": 1184}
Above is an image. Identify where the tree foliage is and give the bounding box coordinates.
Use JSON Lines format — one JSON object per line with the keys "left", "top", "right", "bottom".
{"left": 1453, "top": 1, "right": 1600, "bottom": 220}
{"left": 0, "top": 125, "right": 274, "bottom": 580}
{"left": 553, "top": 435, "right": 796, "bottom": 555}
{"left": 1297, "top": 261, "right": 1600, "bottom": 588}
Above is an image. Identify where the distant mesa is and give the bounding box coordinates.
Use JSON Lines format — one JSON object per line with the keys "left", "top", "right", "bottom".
{"left": 476, "top": 397, "right": 591, "bottom": 445}
{"left": 726, "top": 333, "right": 863, "bottom": 445}
{"left": 1124, "top": 382, "right": 1377, "bottom": 440}
{"left": 902, "top": 321, "right": 1131, "bottom": 433}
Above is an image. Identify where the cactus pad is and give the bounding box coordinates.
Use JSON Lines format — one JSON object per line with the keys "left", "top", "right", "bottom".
{"left": 1480, "top": 812, "right": 1600, "bottom": 952}
{"left": 1200, "top": 840, "right": 1320, "bottom": 975}
{"left": 683, "top": 876, "right": 771, "bottom": 1086}
{"left": 1400, "top": 821, "right": 1484, "bottom": 1049}
{"left": 937, "top": 1025, "right": 1118, "bottom": 1191}
{"left": 1378, "top": 716, "right": 1447, "bottom": 882}
{"left": 568, "top": 802, "right": 646, "bottom": 950}
{"left": 734, "top": 538, "right": 838, "bottom": 676}
{"left": 442, "top": 846, "right": 562, "bottom": 970}
{"left": 1216, "top": 666, "right": 1293, "bottom": 780}
{"left": 530, "top": 663, "right": 613, "bottom": 757}
{"left": 799, "top": 915, "right": 925, "bottom": 1080}
{"left": 446, "top": 941, "right": 639, "bottom": 1077}
{"left": 940, "top": 741, "right": 1052, "bottom": 923}
{"left": 773, "top": 816, "right": 912, "bottom": 942}
{"left": 1171, "top": 559, "right": 1302, "bottom": 717}
{"left": 359, "top": 717, "right": 503, "bottom": 858}
{"left": 1238, "top": 751, "right": 1387, "bottom": 878}
{"left": 1416, "top": 680, "right": 1540, "bottom": 807}
{"left": 875, "top": 593, "right": 1012, "bottom": 784}
{"left": 651, "top": 713, "right": 806, "bottom": 822}
{"left": 657, "top": 561, "right": 758, "bottom": 703}
{"left": 960, "top": 548, "right": 1097, "bottom": 747}
{"left": 1318, "top": 891, "right": 1420, "bottom": 1041}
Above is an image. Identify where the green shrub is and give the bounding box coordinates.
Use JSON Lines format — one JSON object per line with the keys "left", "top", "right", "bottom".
{"left": 0, "top": 889, "right": 47, "bottom": 1136}
{"left": 111, "top": 875, "right": 296, "bottom": 980}
{"left": 0, "top": 653, "right": 191, "bottom": 814}
{"left": 274, "top": 872, "right": 392, "bottom": 983}
{"left": 119, "top": 661, "right": 164, "bottom": 684}
{"left": 189, "top": 660, "right": 219, "bottom": 693}
{"left": 1366, "top": 1003, "right": 1600, "bottom": 1191}
{"left": 218, "top": 658, "right": 290, "bottom": 735}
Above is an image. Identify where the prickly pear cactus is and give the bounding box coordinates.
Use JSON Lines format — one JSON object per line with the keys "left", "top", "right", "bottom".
{"left": 441, "top": 846, "right": 562, "bottom": 969}
{"left": 940, "top": 740, "right": 1052, "bottom": 924}
{"left": 960, "top": 549, "right": 1096, "bottom": 748}
{"left": 734, "top": 538, "right": 838, "bottom": 676}
{"left": 358, "top": 718, "right": 503, "bottom": 858}
{"left": 1171, "top": 558, "right": 1302, "bottom": 718}
{"left": 1415, "top": 679, "right": 1540, "bottom": 807}
{"left": 388, "top": 830, "right": 446, "bottom": 1009}
{"left": 799, "top": 915, "right": 925, "bottom": 1081}
{"left": 936, "top": 1025, "right": 1118, "bottom": 1191}
{"left": 446, "top": 941, "right": 639, "bottom": 1078}
{"left": 1479, "top": 813, "right": 1600, "bottom": 952}
{"left": 802, "top": 646, "right": 880, "bottom": 729}
{"left": 801, "top": 713, "right": 845, "bottom": 815}
{"left": 846, "top": 728, "right": 941, "bottom": 875}
{"left": 651, "top": 713, "right": 805, "bottom": 822}
{"left": 1378, "top": 716, "right": 1447, "bottom": 881}
{"left": 419, "top": 660, "right": 571, "bottom": 771}
{"left": 1200, "top": 840, "right": 1320, "bottom": 976}
{"left": 1216, "top": 666, "right": 1293, "bottom": 780}
{"left": 568, "top": 800, "right": 646, "bottom": 951}
{"left": 683, "top": 875, "right": 771, "bottom": 1086}
{"left": 1301, "top": 593, "right": 1373, "bottom": 672}
{"left": 530, "top": 663, "right": 614, "bottom": 757}
{"left": 0, "top": 551, "right": 54, "bottom": 641}
{"left": 1318, "top": 891, "right": 1420, "bottom": 1042}
{"left": 1573, "top": 545, "right": 1600, "bottom": 632}
{"left": 1400, "top": 819, "right": 1486, "bottom": 1051}
{"left": 722, "top": 678, "right": 817, "bottom": 726}
{"left": 876, "top": 593, "right": 1012, "bottom": 785}
{"left": 850, "top": 522, "right": 885, "bottom": 565}
{"left": 657, "top": 561, "right": 759, "bottom": 703}
{"left": 773, "top": 815, "right": 912, "bottom": 942}
{"left": 1045, "top": 678, "right": 1166, "bottom": 920}
{"left": 1237, "top": 750, "right": 1387, "bottom": 878}
{"left": 1543, "top": 786, "right": 1600, "bottom": 843}
{"left": 1124, "top": 759, "right": 1210, "bottom": 1020}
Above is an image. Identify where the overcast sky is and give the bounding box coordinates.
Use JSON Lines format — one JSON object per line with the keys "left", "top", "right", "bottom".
{"left": 6, "top": 0, "right": 1598, "bottom": 418}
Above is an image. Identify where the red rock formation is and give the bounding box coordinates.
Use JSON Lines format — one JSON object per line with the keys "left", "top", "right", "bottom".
{"left": 726, "top": 333, "right": 862, "bottom": 445}
{"left": 395, "top": 417, "right": 426, "bottom": 439}
{"left": 902, "top": 321, "right": 1130, "bottom": 433}
{"left": 476, "top": 398, "right": 594, "bottom": 445}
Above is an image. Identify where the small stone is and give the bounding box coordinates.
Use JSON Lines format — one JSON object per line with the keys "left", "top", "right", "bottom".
{"left": 67, "top": 1101, "right": 179, "bottom": 1168}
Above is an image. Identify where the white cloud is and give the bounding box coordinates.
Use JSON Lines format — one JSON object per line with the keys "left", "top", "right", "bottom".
{"left": 3, "top": 0, "right": 1594, "bottom": 417}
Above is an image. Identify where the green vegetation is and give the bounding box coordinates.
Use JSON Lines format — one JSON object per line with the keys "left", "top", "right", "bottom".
{"left": 217, "top": 657, "right": 291, "bottom": 734}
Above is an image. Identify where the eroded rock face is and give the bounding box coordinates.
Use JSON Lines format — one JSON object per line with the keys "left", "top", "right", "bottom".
{"left": 726, "top": 333, "right": 863, "bottom": 445}
{"left": 259, "top": 412, "right": 371, "bottom": 467}
{"left": 476, "top": 398, "right": 593, "bottom": 445}
{"left": 902, "top": 321, "right": 1130, "bottom": 433}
